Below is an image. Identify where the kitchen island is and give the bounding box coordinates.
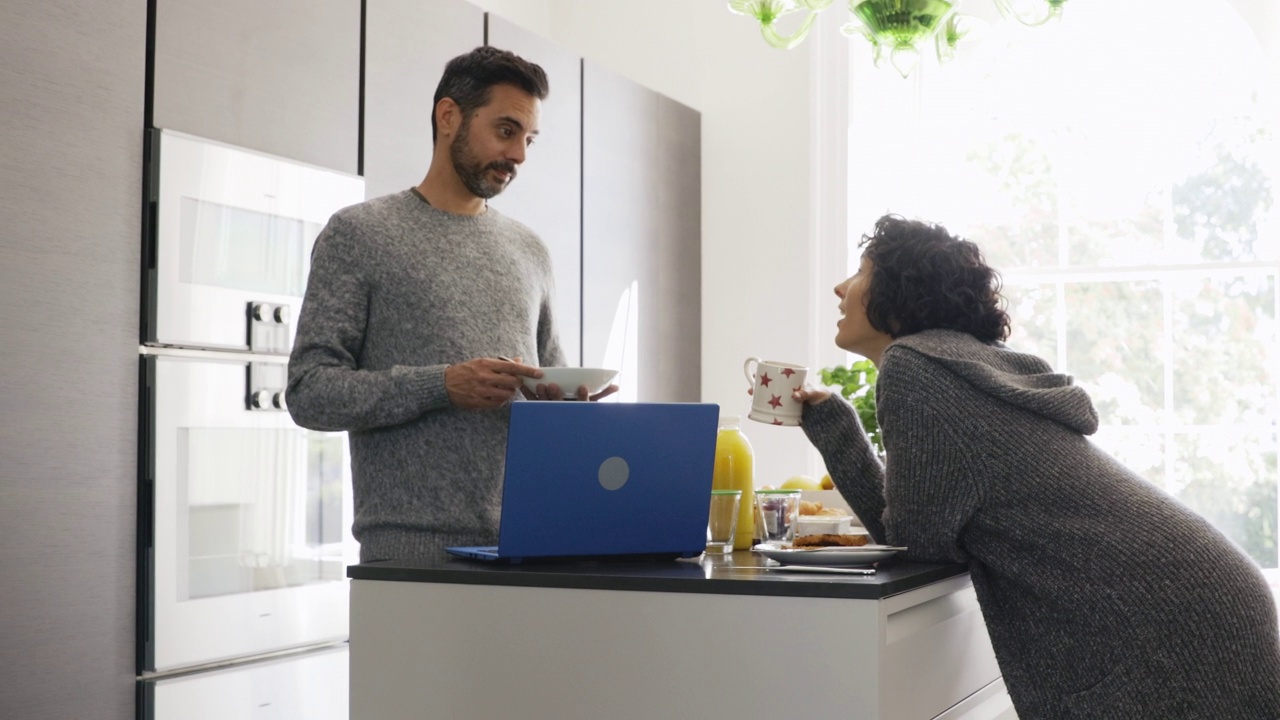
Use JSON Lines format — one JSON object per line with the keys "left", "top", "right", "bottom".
{"left": 347, "top": 552, "right": 1016, "bottom": 719}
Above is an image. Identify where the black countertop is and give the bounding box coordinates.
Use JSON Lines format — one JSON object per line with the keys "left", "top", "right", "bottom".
{"left": 347, "top": 551, "right": 968, "bottom": 601}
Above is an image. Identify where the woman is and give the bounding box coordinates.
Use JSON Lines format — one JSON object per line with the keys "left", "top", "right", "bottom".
{"left": 797, "top": 215, "right": 1280, "bottom": 718}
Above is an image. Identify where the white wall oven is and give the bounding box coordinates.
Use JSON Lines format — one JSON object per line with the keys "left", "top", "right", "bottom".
{"left": 138, "top": 129, "right": 363, "bottom": 709}
{"left": 144, "top": 129, "right": 362, "bottom": 354}
{"left": 140, "top": 352, "right": 355, "bottom": 672}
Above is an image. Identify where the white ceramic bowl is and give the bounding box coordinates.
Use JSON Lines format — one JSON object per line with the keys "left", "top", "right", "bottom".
{"left": 521, "top": 367, "right": 619, "bottom": 398}
{"left": 794, "top": 514, "right": 853, "bottom": 537}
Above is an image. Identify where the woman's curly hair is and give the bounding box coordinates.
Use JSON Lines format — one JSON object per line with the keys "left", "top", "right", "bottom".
{"left": 859, "top": 215, "right": 1011, "bottom": 343}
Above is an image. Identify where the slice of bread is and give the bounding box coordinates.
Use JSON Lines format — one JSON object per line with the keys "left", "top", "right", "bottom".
{"left": 792, "top": 533, "right": 870, "bottom": 548}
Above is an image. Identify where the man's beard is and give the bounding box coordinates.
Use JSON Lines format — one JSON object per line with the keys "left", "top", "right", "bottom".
{"left": 450, "top": 121, "right": 517, "bottom": 200}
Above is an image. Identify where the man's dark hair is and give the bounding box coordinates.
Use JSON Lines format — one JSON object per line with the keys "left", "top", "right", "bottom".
{"left": 431, "top": 46, "right": 550, "bottom": 143}
{"left": 859, "top": 214, "right": 1011, "bottom": 343}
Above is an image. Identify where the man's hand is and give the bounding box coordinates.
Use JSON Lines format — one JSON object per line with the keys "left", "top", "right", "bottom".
{"left": 520, "top": 382, "right": 621, "bottom": 402}
{"left": 587, "top": 384, "right": 620, "bottom": 402}
{"left": 445, "top": 357, "right": 543, "bottom": 409}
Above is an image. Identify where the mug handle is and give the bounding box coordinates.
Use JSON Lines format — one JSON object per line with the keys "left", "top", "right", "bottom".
{"left": 743, "top": 356, "right": 760, "bottom": 387}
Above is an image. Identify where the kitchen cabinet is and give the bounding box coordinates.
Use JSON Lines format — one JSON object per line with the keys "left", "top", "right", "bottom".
{"left": 141, "top": 644, "right": 349, "bottom": 720}
{"left": 582, "top": 61, "right": 701, "bottom": 401}
{"left": 151, "top": 0, "right": 360, "bottom": 174}
{"left": 347, "top": 555, "right": 1013, "bottom": 719}
{"left": 1, "top": 1, "right": 143, "bottom": 717}
{"left": 363, "top": 0, "right": 484, "bottom": 200}
{"left": 654, "top": 94, "right": 703, "bottom": 402}
{"left": 486, "top": 16, "right": 583, "bottom": 367}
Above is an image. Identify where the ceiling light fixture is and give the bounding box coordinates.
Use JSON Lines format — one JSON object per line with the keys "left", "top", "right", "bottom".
{"left": 728, "top": 0, "right": 1066, "bottom": 77}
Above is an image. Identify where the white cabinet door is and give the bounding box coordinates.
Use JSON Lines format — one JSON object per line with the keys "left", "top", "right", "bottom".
{"left": 881, "top": 577, "right": 1003, "bottom": 719}
{"left": 148, "top": 645, "right": 349, "bottom": 720}
{"left": 934, "top": 678, "right": 1019, "bottom": 720}
{"left": 152, "top": 0, "right": 360, "bottom": 173}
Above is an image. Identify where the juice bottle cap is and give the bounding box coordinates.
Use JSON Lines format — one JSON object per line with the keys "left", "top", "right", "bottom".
{"left": 718, "top": 415, "right": 740, "bottom": 428}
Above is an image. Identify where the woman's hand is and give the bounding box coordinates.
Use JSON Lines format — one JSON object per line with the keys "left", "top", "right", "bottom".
{"left": 792, "top": 386, "right": 831, "bottom": 406}
{"left": 748, "top": 385, "right": 831, "bottom": 405}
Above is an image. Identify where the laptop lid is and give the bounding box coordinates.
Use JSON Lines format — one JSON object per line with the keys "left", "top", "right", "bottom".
{"left": 491, "top": 401, "right": 719, "bottom": 561}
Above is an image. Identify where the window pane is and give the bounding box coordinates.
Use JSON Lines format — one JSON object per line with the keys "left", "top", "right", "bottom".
{"left": 1003, "top": 283, "right": 1058, "bottom": 362}
{"left": 962, "top": 134, "right": 1061, "bottom": 270}
{"left": 1172, "top": 432, "right": 1278, "bottom": 568}
{"left": 1064, "top": 281, "right": 1164, "bottom": 424}
{"left": 1171, "top": 134, "right": 1277, "bottom": 264}
{"left": 1172, "top": 274, "right": 1278, "bottom": 426}
{"left": 1090, "top": 428, "right": 1165, "bottom": 488}
{"left": 1066, "top": 191, "right": 1166, "bottom": 267}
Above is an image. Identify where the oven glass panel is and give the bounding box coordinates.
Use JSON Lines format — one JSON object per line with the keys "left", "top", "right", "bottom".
{"left": 178, "top": 197, "right": 319, "bottom": 297}
{"left": 179, "top": 428, "right": 346, "bottom": 601}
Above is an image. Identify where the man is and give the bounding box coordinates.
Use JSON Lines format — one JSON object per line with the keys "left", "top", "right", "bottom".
{"left": 287, "top": 46, "right": 615, "bottom": 563}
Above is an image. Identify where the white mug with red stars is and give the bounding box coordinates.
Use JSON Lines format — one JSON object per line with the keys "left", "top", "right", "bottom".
{"left": 743, "top": 357, "right": 809, "bottom": 426}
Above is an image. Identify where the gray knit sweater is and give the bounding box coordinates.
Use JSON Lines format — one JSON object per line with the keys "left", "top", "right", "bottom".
{"left": 802, "top": 329, "right": 1280, "bottom": 719}
{"left": 287, "top": 189, "right": 565, "bottom": 563}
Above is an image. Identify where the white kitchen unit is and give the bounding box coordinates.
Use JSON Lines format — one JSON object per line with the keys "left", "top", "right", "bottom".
{"left": 152, "top": 0, "right": 360, "bottom": 174}
{"left": 138, "top": 128, "right": 362, "bottom": 684}
{"left": 141, "top": 352, "right": 357, "bottom": 673}
{"left": 348, "top": 554, "right": 1017, "bottom": 719}
{"left": 141, "top": 644, "right": 349, "bottom": 720}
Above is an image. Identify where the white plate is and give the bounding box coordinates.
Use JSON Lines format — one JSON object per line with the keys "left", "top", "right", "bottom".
{"left": 763, "top": 565, "right": 876, "bottom": 575}
{"left": 752, "top": 543, "right": 904, "bottom": 566}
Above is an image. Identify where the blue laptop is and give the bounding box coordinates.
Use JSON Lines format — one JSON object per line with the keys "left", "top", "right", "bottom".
{"left": 446, "top": 401, "right": 720, "bottom": 563}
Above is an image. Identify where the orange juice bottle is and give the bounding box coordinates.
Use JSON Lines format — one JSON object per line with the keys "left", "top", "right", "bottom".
{"left": 712, "top": 416, "right": 755, "bottom": 550}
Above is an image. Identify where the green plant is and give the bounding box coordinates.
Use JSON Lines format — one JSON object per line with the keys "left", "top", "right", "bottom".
{"left": 820, "top": 359, "right": 883, "bottom": 456}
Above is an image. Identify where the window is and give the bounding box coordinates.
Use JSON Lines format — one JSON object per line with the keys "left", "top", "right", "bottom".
{"left": 847, "top": 0, "right": 1280, "bottom": 568}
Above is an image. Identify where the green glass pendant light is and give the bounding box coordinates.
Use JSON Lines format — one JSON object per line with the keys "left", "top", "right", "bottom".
{"left": 728, "top": 0, "right": 1066, "bottom": 77}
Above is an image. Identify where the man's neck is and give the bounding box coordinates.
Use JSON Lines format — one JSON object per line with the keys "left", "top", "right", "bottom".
{"left": 415, "top": 169, "right": 486, "bottom": 217}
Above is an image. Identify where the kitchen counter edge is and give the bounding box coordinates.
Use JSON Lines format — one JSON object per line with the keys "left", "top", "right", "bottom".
{"left": 346, "top": 553, "right": 968, "bottom": 600}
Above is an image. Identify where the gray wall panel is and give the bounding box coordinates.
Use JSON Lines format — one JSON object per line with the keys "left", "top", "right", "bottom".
{"left": 152, "top": 0, "right": 360, "bottom": 173}
{"left": 0, "top": 0, "right": 144, "bottom": 718}
{"left": 364, "top": 0, "right": 484, "bottom": 200}
{"left": 486, "top": 16, "right": 583, "bottom": 367}
{"left": 656, "top": 96, "right": 702, "bottom": 402}
{"left": 583, "top": 62, "right": 701, "bottom": 402}
{"left": 582, "top": 61, "right": 659, "bottom": 399}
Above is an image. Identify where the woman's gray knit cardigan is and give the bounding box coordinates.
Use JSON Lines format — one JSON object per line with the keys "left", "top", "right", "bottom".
{"left": 802, "top": 329, "right": 1280, "bottom": 719}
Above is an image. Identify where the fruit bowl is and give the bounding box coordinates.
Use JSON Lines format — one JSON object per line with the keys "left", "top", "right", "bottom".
{"left": 521, "top": 367, "right": 619, "bottom": 398}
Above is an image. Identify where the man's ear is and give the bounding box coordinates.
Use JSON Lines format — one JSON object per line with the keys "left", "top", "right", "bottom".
{"left": 435, "top": 97, "right": 461, "bottom": 139}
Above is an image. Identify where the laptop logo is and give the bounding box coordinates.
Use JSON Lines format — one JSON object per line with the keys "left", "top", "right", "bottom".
{"left": 598, "top": 457, "right": 629, "bottom": 491}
